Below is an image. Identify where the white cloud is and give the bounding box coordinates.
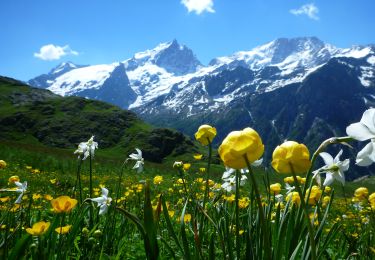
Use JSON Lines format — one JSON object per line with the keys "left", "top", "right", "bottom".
{"left": 34, "top": 44, "right": 79, "bottom": 61}
{"left": 181, "top": 0, "right": 215, "bottom": 15}
{"left": 290, "top": 3, "right": 319, "bottom": 20}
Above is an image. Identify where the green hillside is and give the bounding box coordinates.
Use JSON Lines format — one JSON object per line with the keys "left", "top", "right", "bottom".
{"left": 0, "top": 76, "right": 197, "bottom": 163}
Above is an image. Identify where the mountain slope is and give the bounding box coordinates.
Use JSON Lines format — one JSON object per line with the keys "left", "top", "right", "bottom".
{"left": 0, "top": 76, "right": 196, "bottom": 163}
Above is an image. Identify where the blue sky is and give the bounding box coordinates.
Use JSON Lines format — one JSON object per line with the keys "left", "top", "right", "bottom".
{"left": 1, "top": 0, "right": 374, "bottom": 81}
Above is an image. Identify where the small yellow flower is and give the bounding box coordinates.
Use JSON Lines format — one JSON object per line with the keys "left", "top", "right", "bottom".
{"left": 55, "top": 225, "right": 72, "bottom": 234}
{"left": 50, "top": 179, "right": 57, "bottom": 184}
{"left": 270, "top": 183, "right": 282, "bottom": 195}
{"left": 168, "top": 210, "right": 175, "bottom": 218}
{"left": 183, "top": 214, "right": 191, "bottom": 223}
{"left": 199, "top": 167, "right": 206, "bottom": 173}
{"left": 193, "top": 154, "right": 203, "bottom": 160}
{"left": 286, "top": 192, "right": 301, "bottom": 205}
{"left": 32, "top": 169, "right": 40, "bottom": 174}
{"left": 195, "top": 125, "right": 216, "bottom": 146}
{"left": 218, "top": 127, "right": 264, "bottom": 169}
{"left": 306, "top": 186, "right": 322, "bottom": 205}
{"left": 283, "top": 176, "right": 294, "bottom": 184}
{"left": 25, "top": 166, "right": 32, "bottom": 170}
{"left": 238, "top": 197, "right": 250, "bottom": 209}
{"left": 322, "top": 196, "right": 331, "bottom": 208}
{"left": 153, "top": 175, "right": 163, "bottom": 185}
{"left": 369, "top": 192, "right": 375, "bottom": 204}
{"left": 224, "top": 194, "right": 236, "bottom": 203}
{"left": 26, "top": 221, "right": 50, "bottom": 236}
{"left": 44, "top": 194, "right": 53, "bottom": 201}
{"left": 32, "top": 194, "right": 42, "bottom": 200}
{"left": 271, "top": 141, "right": 311, "bottom": 174}
{"left": 324, "top": 186, "right": 332, "bottom": 193}
{"left": 354, "top": 187, "right": 369, "bottom": 200}
{"left": 51, "top": 196, "right": 78, "bottom": 213}
{"left": 0, "top": 197, "right": 10, "bottom": 203}
{"left": 0, "top": 160, "right": 7, "bottom": 169}
{"left": 183, "top": 163, "right": 191, "bottom": 171}
{"left": 8, "top": 175, "right": 20, "bottom": 184}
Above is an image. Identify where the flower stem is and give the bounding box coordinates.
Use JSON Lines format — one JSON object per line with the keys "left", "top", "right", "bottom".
{"left": 244, "top": 155, "right": 270, "bottom": 260}
{"left": 289, "top": 163, "right": 317, "bottom": 260}
{"left": 235, "top": 169, "right": 240, "bottom": 259}
{"left": 203, "top": 139, "right": 212, "bottom": 209}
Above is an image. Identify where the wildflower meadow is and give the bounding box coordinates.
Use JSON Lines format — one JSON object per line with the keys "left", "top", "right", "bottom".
{"left": 0, "top": 109, "right": 375, "bottom": 259}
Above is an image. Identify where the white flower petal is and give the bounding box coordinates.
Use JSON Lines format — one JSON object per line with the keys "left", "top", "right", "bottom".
{"left": 251, "top": 158, "right": 263, "bottom": 167}
{"left": 333, "top": 150, "right": 343, "bottom": 163}
{"left": 101, "top": 187, "right": 109, "bottom": 197}
{"left": 323, "top": 172, "right": 334, "bottom": 186}
{"left": 339, "top": 159, "right": 350, "bottom": 171}
{"left": 99, "top": 204, "right": 108, "bottom": 215}
{"left": 335, "top": 170, "right": 346, "bottom": 186}
{"left": 15, "top": 193, "right": 23, "bottom": 204}
{"left": 346, "top": 122, "right": 375, "bottom": 141}
{"left": 135, "top": 148, "right": 142, "bottom": 158}
{"left": 356, "top": 156, "right": 373, "bottom": 167}
{"left": 360, "top": 108, "right": 375, "bottom": 133}
{"left": 91, "top": 197, "right": 106, "bottom": 204}
{"left": 319, "top": 152, "right": 334, "bottom": 166}
{"left": 356, "top": 142, "right": 374, "bottom": 166}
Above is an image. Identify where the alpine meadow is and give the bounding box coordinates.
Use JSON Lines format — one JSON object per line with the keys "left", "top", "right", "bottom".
{"left": 1, "top": 1, "right": 375, "bottom": 259}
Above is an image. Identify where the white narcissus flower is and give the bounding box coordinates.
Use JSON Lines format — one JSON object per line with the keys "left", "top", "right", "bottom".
{"left": 221, "top": 168, "right": 247, "bottom": 192}
{"left": 74, "top": 136, "right": 98, "bottom": 160}
{"left": 128, "top": 148, "right": 144, "bottom": 173}
{"left": 285, "top": 183, "right": 295, "bottom": 194}
{"left": 91, "top": 187, "right": 112, "bottom": 215}
{"left": 313, "top": 150, "right": 350, "bottom": 186}
{"left": 14, "top": 181, "right": 27, "bottom": 204}
{"left": 346, "top": 108, "right": 375, "bottom": 166}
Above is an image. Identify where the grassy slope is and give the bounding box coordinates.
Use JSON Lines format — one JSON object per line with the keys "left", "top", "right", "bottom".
{"left": 0, "top": 76, "right": 198, "bottom": 163}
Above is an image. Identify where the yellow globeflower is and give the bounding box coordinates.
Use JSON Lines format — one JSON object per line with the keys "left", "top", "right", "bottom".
{"left": 8, "top": 175, "right": 20, "bottom": 184}
{"left": 218, "top": 128, "right": 264, "bottom": 169}
{"left": 0, "top": 160, "right": 7, "bottom": 169}
{"left": 286, "top": 192, "right": 301, "bottom": 205}
{"left": 183, "top": 163, "right": 191, "bottom": 171}
{"left": 270, "top": 183, "right": 282, "bottom": 195}
{"left": 51, "top": 196, "right": 78, "bottom": 213}
{"left": 369, "top": 193, "right": 375, "bottom": 204}
{"left": 55, "top": 225, "right": 72, "bottom": 234}
{"left": 354, "top": 187, "right": 369, "bottom": 200}
{"left": 183, "top": 214, "right": 192, "bottom": 223}
{"left": 195, "top": 125, "right": 216, "bottom": 146}
{"left": 153, "top": 175, "right": 163, "bottom": 185}
{"left": 193, "top": 154, "right": 203, "bottom": 160}
{"left": 26, "top": 221, "right": 50, "bottom": 236}
{"left": 306, "top": 186, "right": 322, "bottom": 205}
{"left": 271, "top": 141, "right": 311, "bottom": 174}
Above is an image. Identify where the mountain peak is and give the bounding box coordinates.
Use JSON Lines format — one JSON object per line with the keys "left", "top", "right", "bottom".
{"left": 125, "top": 40, "right": 201, "bottom": 75}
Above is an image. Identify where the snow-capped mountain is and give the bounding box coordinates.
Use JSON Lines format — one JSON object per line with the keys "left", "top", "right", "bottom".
{"left": 28, "top": 37, "right": 375, "bottom": 173}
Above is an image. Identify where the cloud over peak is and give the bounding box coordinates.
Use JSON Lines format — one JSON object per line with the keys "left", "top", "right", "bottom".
{"left": 290, "top": 3, "right": 319, "bottom": 20}
{"left": 181, "top": 0, "right": 215, "bottom": 15}
{"left": 34, "top": 44, "right": 78, "bottom": 61}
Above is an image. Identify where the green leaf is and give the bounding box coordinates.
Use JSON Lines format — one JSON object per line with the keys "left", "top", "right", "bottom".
{"left": 180, "top": 199, "right": 191, "bottom": 260}
{"left": 9, "top": 234, "right": 31, "bottom": 260}
{"left": 143, "top": 180, "right": 159, "bottom": 260}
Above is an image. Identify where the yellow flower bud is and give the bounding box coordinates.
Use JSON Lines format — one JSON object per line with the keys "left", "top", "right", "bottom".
{"left": 286, "top": 192, "right": 301, "bottom": 205}
{"left": 270, "top": 183, "right": 282, "bottom": 195}
{"left": 153, "top": 175, "right": 163, "bottom": 185}
{"left": 0, "top": 160, "right": 7, "bottom": 169}
{"left": 271, "top": 141, "right": 311, "bottom": 174}
{"left": 354, "top": 187, "right": 369, "bottom": 200}
{"left": 8, "top": 175, "right": 20, "bottom": 184}
{"left": 218, "top": 127, "right": 264, "bottom": 169}
{"left": 195, "top": 125, "right": 216, "bottom": 146}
